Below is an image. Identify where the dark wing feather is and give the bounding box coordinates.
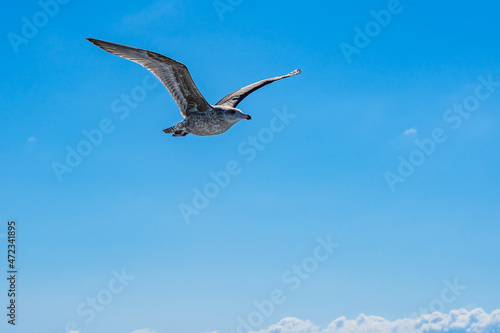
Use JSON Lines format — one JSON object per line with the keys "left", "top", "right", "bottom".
{"left": 216, "top": 69, "right": 301, "bottom": 108}
{"left": 87, "top": 38, "right": 212, "bottom": 117}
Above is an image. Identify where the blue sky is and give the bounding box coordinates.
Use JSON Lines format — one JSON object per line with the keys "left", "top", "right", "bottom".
{"left": 1, "top": 0, "right": 500, "bottom": 333}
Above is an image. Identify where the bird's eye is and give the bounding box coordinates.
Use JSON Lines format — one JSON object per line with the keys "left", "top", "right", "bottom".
{"left": 229, "top": 110, "right": 236, "bottom": 114}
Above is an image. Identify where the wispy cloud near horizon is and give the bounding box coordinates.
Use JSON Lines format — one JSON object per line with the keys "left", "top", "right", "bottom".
{"left": 130, "top": 329, "right": 157, "bottom": 333}
{"left": 246, "top": 308, "right": 500, "bottom": 333}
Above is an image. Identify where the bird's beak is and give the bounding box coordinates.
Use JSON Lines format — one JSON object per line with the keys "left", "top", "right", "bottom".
{"left": 239, "top": 113, "right": 251, "bottom": 120}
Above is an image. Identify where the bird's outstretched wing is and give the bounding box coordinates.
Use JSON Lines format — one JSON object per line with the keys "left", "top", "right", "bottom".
{"left": 87, "top": 38, "right": 212, "bottom": 117}
{"left": 216, "top": 69, "right": 302, "bottom": 108}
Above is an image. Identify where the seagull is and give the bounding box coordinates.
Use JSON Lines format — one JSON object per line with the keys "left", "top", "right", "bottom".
{"left": 87, "top": 38, "right": 301, "bottom": 137}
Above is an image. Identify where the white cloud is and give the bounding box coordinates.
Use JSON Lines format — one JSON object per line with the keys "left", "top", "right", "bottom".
{"left": 254, "top": 317, "right": 318, "bottom": 333}
{"left": 131, "top": 329, "right": 157, "bottom": 333}
{"left": 27, "top": 136, "right": 36, "bottom": 143}
{"left": 250, "top": 308, "right": 500, "bottom": 333}
{"left": 404, "top": 128, "right": 417, "bottom": 135}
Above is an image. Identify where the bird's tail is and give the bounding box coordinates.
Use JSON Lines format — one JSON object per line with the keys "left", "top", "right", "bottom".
{"left": 162, "top": 126, "right": 176, "bottom": 134}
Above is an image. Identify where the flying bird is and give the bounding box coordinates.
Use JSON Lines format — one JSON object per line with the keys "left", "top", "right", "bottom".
{"left": 87, "top": 38, "right": 301, "bottom": 137}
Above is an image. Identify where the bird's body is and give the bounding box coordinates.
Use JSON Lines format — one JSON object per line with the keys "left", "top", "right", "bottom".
{"left": 164, "top": 105, "right": 249, "bottom": 136}
{"left": 87, "top": 38, "right": 301, "bottom": 137}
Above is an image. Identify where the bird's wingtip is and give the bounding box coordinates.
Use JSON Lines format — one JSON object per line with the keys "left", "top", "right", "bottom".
{"left": 86, "top": 38, "right": 102, "bottom": 45}
{"left": 291, "top": 69, "right": 302, "bottom": 76}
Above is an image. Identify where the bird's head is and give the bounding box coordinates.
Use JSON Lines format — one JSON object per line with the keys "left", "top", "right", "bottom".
{"left": 224, "top": 107, "right": 252, "bottom": 122}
